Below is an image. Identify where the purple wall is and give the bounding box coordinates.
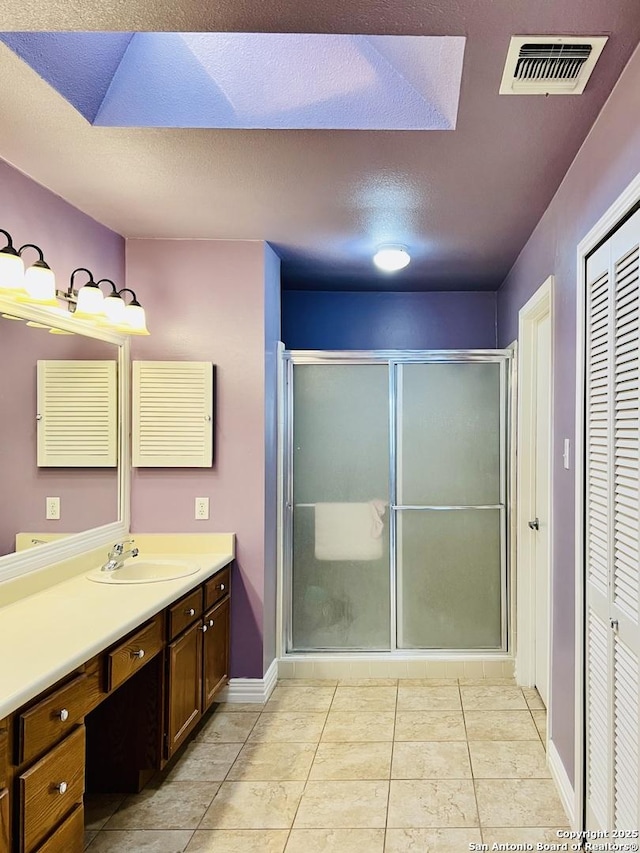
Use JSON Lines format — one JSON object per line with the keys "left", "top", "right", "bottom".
{"left": 497, "top": 45, "right": 640, "bottom": 784}
{"left": 0, "top": 322, "right": 118, "bottom": 556}
{"left": 126, "top": 239, "right": 279, "bottom": 679}
{"left": 0, "top": 158, "right": 125, "bottom": 554}
{"left": 282, "top": 290, "right": 497, "bottom": 350}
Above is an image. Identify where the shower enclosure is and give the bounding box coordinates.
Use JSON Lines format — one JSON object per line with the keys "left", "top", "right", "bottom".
{"left": 282, "top": 350, "right": 511, "bottom": 654}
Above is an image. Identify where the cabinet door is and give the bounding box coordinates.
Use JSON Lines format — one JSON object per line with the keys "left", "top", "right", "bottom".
{"left": 203, "top": 598, "right": 230, "bottom": 712}
{"left": 166, "top": 621, "right": 202, "bottom": 758}
{"left": 0, "top": 788, "right": 9, "bottom": 853}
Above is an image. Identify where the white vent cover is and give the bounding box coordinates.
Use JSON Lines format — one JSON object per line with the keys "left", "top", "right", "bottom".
{"left": 500, "top": 36, "right": 608, "bottom": 95}
{"left": 37, "top": 360, "right": 118, "bottom": 467}
{"left": 132, "top": 361, "right": 214, "bottom": 467}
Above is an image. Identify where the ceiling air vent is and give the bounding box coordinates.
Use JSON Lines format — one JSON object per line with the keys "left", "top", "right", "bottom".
{"left": 500, "top": 36, "right": 608, "bottom": 95}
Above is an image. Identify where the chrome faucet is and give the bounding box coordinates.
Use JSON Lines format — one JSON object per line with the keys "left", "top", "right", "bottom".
{"left": 101, "top": 539, "right": 139, "bottom": 572}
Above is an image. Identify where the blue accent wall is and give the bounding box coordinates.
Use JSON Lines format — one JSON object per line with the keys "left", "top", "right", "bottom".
{"left": 282, "top": 291, "right": 497, "bottom": 350}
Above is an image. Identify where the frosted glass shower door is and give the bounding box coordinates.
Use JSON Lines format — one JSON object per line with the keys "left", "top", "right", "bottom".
{"left": 291, "top": 364, "right": 390, "bottom": 650}
{"left": 395, "top": 362, "right": 505, "bottom": 649}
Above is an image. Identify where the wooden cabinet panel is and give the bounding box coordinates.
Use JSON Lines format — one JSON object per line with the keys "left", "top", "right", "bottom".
{"left": 0, "top": 722, "right": 7, "bottom": 788}
{"left": 167, "top": 587, "right": 203, "bottom": 641}
{"left": 19, "top": 727, "right": 84, "bottom": 853}
{"left": 0, "top": 788, "right": 9, "bottom": 853}
{"left": 203, "top": 598, "right": 230, "bottom": 711}
{"left": 205, "top": 567, "right": 230, "bottom": 611}
{"left": 166, "top": 621, "right": 202, "bottom": 758}
{"left": 107, "top": 615, "right": 164, "bottom": 692}
{"left": 34, "top": 805, "right": 83, "bottom": 853}
{"left": 18, "top": 674, "right": 89, "bottom": 765}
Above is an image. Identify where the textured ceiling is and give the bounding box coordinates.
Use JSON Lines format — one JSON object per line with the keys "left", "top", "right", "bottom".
{"left": 0, "top": 0, "right": 639, "bottom": 291}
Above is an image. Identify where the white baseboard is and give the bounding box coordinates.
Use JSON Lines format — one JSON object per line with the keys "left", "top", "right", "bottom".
{"left": 547, "top": 738, "right": 576, "bottom": 827}
{"left": 216, "top": 659, "right": 278, "bottom": 704}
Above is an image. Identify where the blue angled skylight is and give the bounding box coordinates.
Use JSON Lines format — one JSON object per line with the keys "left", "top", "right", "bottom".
{"left": 0, "top": 32, "right": 466, "bottom": 130}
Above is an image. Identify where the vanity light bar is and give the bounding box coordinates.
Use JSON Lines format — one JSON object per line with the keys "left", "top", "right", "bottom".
{"left": 0, "top": 229, "right": 150, "bottom": 335}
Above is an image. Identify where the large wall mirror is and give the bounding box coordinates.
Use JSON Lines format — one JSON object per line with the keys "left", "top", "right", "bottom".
{"left": 0, "top": 297, "right": 129, "bottom": 578}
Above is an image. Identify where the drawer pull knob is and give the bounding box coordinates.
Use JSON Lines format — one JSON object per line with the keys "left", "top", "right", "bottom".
{"left": 201, "top": 624, "right": 208, "bottom": 633}
{"left": 56, "top": 782, "right": 68, "bottom": 794}
{"left": 218, "top": 583, "right": 225, "bottom": 591}
{"left": 58, "top": 708, "right": 69, "bottom": 722}
{"left": 209, "top": 619, "right": 214, "bottom": 627}
{"left": 131, "top": 649, "right": 145, "bottom": 659}
{"left": 185, "top": 608, "right": 196, "bottom": 616}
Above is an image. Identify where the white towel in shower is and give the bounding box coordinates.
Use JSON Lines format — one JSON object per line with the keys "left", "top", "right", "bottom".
{"left": 314, "top": 501, "right": 386, "bottom": 561}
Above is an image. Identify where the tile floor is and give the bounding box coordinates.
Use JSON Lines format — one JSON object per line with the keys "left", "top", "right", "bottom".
{"left": 84, "top": 678, "right": 566, "bottom": 852}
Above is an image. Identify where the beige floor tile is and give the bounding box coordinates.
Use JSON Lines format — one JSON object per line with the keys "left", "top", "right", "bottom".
{"left": 461, "top": 686, "right": 527, "bottom": 710}
{"left": 211, "top": 702, "right": 265, "bottom": 713}
{"left": 322, "top": 711, "right": 395, "bottom": 742}
{"left": 384, "top": 828, "right": 483, "bottom": 851}
{"left": 338, "top": 678, "right": 398, "bottom": 686}
{"left": 200, "top": 781, "right": 304, "bottom": 829}
{"left": 227, "top": 742, "right": 316, "bottom": 781}
{"left": 105, "top": 782, "right": 220, "bottom": 830}
{"left": 469, "top": 741, "right": 550, "bottom": 778}
{"left": 522, "top": 688, "right": 546, "bottom": 710}
{"left": 532, "top": 709, "right": 547, "bottom": 740}
{"left": 186, "top": 829, "right": 289, "bottom": 852}
{"left": 394, "top": 711, "right": 466, "bottom": 741}
{"left": 286, "top": 828, "right": 385, "bottom": 852}
{"left": 248, "top": 712, "right": 327, "bottom": 742}
{"left": 293, "top": 780, "right": 389, "bottom": 828}
{"left": 86, "top": 831, "right": 194, "bottom": 852}
{"left": 331, "top": 686, "right": 398, "bottom": 711}
{"left": 84, "top": 794, "right": 125, "bottom": 831}
{"left": 277, "top": 679, "right": 338, "bottom": 687}
{"left": 387, "top": 779, "right": 478, "bottom": 827}
{"left": 85, "top": 830, "right": 99, "bottom": 849}
{"left": 166, "top": 742, "right": 242, "bottom": 782}
{"left": 196, "top": 712, "right": 259, "bottom": 743}
{"left": 475, "top": 779, "right": 568, "bottom": 826}
{"left": 482, "top": 828, "right": 571, "bottom": 847}
{"left": 464, "top": 710, "right": 540, "bottom": 740}
{"left": 309, "top": 742, "right": 392, "bottom": 780}
{"left": 391, "top": 741, "right": 471, "bottom": 779}
{"left": 396, "top": 686, "right": 461, "bottom": 711}
{"left": 264, "top": 685, "right": 335, "bottom": 713}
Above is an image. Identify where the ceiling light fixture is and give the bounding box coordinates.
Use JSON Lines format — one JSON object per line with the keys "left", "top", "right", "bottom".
{"left": 373, "top": 245, "right": 411, "bottom": 272}
{"left": 0, "top": 229, "right": 27, "bottom": 295}
{"left": 116, "top": 288, "right": 150, "bottom": 335}
{"left": 17, "top": 243, "right": 57, "bottom": 306}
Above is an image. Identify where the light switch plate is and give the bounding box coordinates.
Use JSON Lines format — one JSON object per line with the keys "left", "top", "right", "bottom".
{"left": 46, "top": 496, "right": 60, "bottom": 520}
{"left": 195, "top": 497, "right": 210, "bottom": 520}
{"left": 563, "top": 438, "right": 571, "bottom": 470}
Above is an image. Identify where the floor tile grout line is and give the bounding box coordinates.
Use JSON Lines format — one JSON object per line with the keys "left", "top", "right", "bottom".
{"left": 383, "top": 682, "right": 400, "bottom": 845}
{"left": 459, "top": 678, "right": 484, "bottom": 844}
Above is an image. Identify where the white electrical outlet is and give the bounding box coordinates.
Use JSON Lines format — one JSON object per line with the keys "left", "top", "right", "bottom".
{"left": 195, "top": 497, "right": 210, "bottom": 520}
{"left": 46, "top": 497, "right": 60, "bottom": 520}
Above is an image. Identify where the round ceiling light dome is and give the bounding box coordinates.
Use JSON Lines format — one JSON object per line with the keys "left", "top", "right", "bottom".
{"left": 373, "top": 246, "right": 411, "bottom": 272}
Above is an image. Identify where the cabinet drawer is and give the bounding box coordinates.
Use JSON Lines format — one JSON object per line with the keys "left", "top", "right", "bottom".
{"left": 107, "top": 614, "right": 164, "bottom": 692}
{"left": 168, "top": 587, "right": 203, "bottom": 641}
{"left": 19, "top": 726, "right": 84, "bottom": 853}
{"left": 205, "top": 566, "right": 230, "bottom": 610}
{"left": 34, "top": 804, "right": 83, "bottom": 853}
{"left": 18, "top": 675, "right": 89, "bottom": 765}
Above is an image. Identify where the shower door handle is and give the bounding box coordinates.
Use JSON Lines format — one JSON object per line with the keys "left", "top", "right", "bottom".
{"left": 528, "top": 518, "right": 540, "bottom": 531}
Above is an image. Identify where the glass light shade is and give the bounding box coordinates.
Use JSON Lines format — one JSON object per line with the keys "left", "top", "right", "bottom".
{"left": 20, "top": 263, "right": 57, "bottom": 306}
{"left": 373, "top": 246, "right": 411, "bottom": 272}
{"left": 102, "top": 292, "right": 127, "bottom": 325}
{"left": 0, "top": 248, "right": 26, "bottom": 294}
{"left": 74, "top": 282, "right": 105, "bottom": 319}
{"left": 119, "top": 302, "right": 150, "bottom": 335}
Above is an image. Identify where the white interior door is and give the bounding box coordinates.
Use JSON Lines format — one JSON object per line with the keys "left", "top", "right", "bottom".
{"left": 534, "top": 313, "right": 551, "bottom": 706}
{"left": 584, "top": 209, "right": 640, "bottom": 831}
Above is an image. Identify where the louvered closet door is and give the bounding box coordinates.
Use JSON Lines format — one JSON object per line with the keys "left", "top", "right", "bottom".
{"left": 585, "top": 209, "right": 640, "bottom": 831}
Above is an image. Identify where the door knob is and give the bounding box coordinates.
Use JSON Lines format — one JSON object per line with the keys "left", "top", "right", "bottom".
{"left": 528, "top": 518, "right": 540, "bottom": 531}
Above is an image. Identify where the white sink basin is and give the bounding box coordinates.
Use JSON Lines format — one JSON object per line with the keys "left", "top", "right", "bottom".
{"left": 87, "top": 558, "right": 200, "bottom": 584}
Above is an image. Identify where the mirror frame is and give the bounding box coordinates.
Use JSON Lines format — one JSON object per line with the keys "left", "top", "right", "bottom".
{"left": 0, "top": 294, "right": 130, "bottom": 582}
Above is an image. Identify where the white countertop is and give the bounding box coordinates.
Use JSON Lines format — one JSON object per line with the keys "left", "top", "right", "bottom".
{"left": 0, "top": 549, "right": 233, "bottom": 720}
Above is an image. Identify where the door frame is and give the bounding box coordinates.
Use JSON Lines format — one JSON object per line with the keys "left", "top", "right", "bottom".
{"left": 516, "top": 276, "right": 554, "bottom": 701}
{"left": 574, "top": 169, "right": 640, "bottom": 828}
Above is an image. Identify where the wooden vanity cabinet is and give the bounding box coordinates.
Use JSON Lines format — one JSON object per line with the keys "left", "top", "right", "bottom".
{"left": 203, "top": 597, "right": 230, "bottom": 711}
{"left": 0, "top": 788, "right": 9, "bottom": 853}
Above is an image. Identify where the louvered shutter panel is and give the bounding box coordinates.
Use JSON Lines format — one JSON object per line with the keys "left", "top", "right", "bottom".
{"left": 37, "top": 360, "right": 118, "bottom": 467}
{"left": 585, "top": 209, "right": 640, "bottom": 832}
{"left": 132, "top": 361, "right": 214, "bottom": 467}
